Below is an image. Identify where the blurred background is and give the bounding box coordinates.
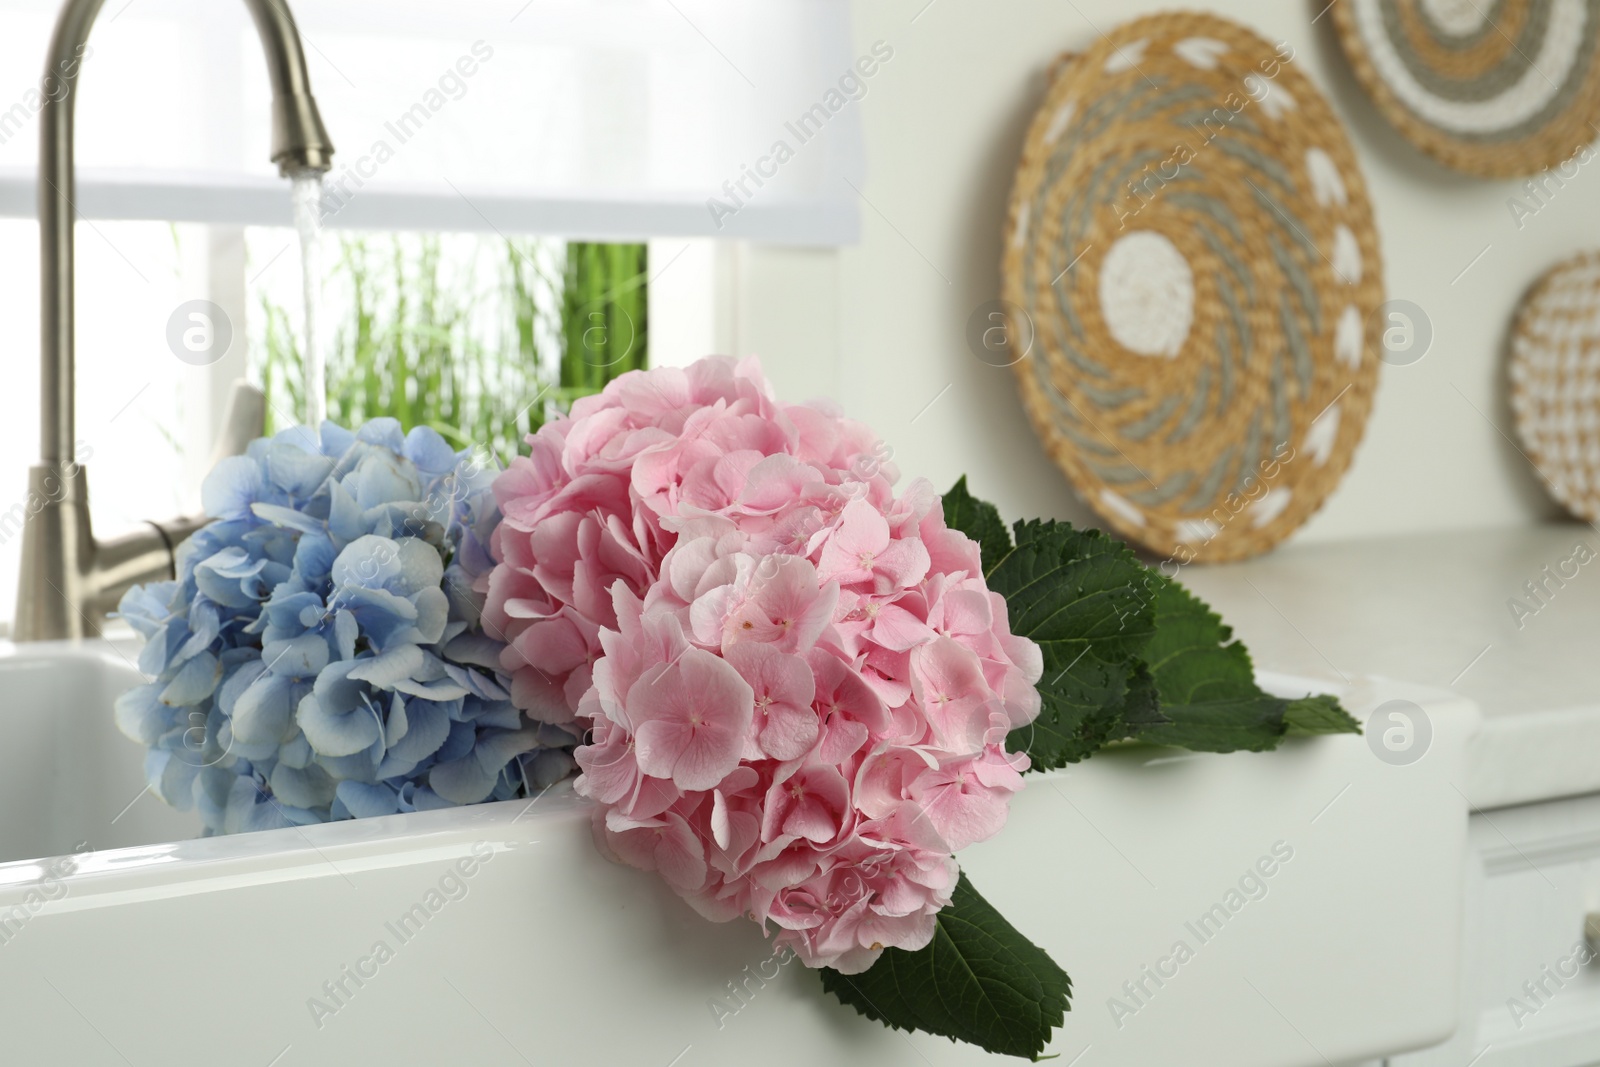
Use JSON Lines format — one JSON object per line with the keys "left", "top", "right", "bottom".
{"left": 0, "top": 0, "right": 1579, "bottom": 614}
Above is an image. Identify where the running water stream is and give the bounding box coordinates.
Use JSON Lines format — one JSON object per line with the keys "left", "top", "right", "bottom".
{"left": 291, "top": 172, "right": 327, "bottom": 433}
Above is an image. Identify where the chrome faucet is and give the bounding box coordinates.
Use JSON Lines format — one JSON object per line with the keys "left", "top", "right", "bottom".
{"left": 13, "top": 0, "right": 335, "bottom": 641}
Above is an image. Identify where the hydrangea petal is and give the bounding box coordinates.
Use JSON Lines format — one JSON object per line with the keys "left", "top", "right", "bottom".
{"left": 270, "top": 761, "right": 338, "bottom": 810}
{"left": 159, "top": 651, "right": 221, "bottom": 707}
{"left": 385, "top": 700, "right": 451, "bottom": 764}
{"left": 335, "top": 780, "right": 400, "bottom": 819}
{"left": 115, "top": 684, "right": 170, "bottom": 745}
{"left": 231, "top": 670, "right": 299, "bottom": 745}
{"left": 201, "top": 455, "right": 263, "bottom": 521}
{"left": 297, "top": 689, "right": 383, "bottom": 757}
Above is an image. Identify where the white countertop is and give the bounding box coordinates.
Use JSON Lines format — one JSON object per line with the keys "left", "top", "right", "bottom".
{"left": 1178, "top": 523, "right": 1598, "bottom": 811}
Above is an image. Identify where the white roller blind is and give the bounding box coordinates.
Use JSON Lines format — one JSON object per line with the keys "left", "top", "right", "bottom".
{"left": 0, "top": 0, "right": 865, "bottom": 243}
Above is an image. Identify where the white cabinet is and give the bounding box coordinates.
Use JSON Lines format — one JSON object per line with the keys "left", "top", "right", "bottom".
{"left": 1397, "top": 794, "right": 1600, "bottom": 1067}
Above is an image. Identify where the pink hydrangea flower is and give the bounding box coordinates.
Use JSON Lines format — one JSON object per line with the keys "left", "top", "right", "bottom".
{"left": 485, "top": 357, "right": 1042, "bottom": 972}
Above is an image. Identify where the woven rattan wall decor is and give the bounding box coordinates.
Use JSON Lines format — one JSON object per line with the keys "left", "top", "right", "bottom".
{"left": 1002, "top": 13, "right": 1383, "bottom": 563}
{"left": 1331, "top": 0, "right": 1600, "bottom": 178}
{"left": 1509, "top": 252, "right": 1600, "bottom": 523}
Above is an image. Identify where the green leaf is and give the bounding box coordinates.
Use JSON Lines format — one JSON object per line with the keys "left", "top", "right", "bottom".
{"left": 942, "top": 476, "right": 1013, "bottom": 576}
{"left": 1132, "top": 580, "right": 1359, "bottom": 752}
{"left": 1133, "top": 696, "right": 1289, "bottom": 752}
{"left": 1131, "top": 579, "right": 1284, "bottom": 752}
{"left": 936, "top": 478, "right": 1359, "bottom": 764}
{"left": 819, "top": 871, "right": 1070, "bottom": 1060}
{"left": 1014, "top": 651, "right": 1144, "bottom": 767}
{"left": 1284, "top": 693, "right": 1362, "bottom": 736}
{"left": 987, "top": 519, "right": 1165, "bottom": 768}
{"left": 1117, "top": 662, "right": 1164, "bottom": 729}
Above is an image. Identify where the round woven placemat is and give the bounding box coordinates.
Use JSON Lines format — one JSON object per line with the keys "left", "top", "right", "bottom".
{"left": 1510, "top": 252, "right": 1600, "bottom": 523}
{"left": 1331, "top": 0, "right": 1600, "bottom": 178}
{"left": 1002, "top": 12, "right": 1383, "bottom": 563}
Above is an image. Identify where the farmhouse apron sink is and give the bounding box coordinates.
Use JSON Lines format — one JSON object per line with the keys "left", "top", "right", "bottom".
{"left": 0, "top": 639, "right": 1477, "bottom": 1065}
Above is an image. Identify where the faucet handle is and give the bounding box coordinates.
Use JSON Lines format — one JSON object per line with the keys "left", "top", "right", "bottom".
{"left": 209, "top": 381, "right": 267, "bottom": 467}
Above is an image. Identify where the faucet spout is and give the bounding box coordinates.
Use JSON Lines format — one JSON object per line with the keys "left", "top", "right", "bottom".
{"left": 15, "top": 0, "right": 334, "bottom": 642}
{"left": 245, "top": 0, "right": 336, "bottom": 177}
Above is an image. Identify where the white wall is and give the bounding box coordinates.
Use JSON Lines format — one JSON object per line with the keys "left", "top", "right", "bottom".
{"left": 732, "top": 0, "right": 1592, "bottom": 546}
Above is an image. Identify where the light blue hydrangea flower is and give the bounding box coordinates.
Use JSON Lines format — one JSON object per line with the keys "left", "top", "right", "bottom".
{"left": 115, "top": 420, "right": 578, "bottom": 835}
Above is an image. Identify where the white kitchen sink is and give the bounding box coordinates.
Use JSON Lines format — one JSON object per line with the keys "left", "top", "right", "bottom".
{"left": 0, "top": 640, "right": 1478, "bottom": 1066}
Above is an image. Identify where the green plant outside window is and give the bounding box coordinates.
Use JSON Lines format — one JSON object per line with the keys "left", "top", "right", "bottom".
{"left": 256, "top": 235, "right": 648, "bottom": 463}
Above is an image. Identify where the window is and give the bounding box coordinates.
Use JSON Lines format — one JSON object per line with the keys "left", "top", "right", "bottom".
{"left": 0, "top": 0, "right": 859, "bottom": 627}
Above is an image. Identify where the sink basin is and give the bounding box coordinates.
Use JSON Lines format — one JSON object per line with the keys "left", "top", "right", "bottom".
{"left": 0, "top": 640, "right": 1478, "bottom": 1065}
{"left": 0, "top": 640, "right": 200, "bottom": 864}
